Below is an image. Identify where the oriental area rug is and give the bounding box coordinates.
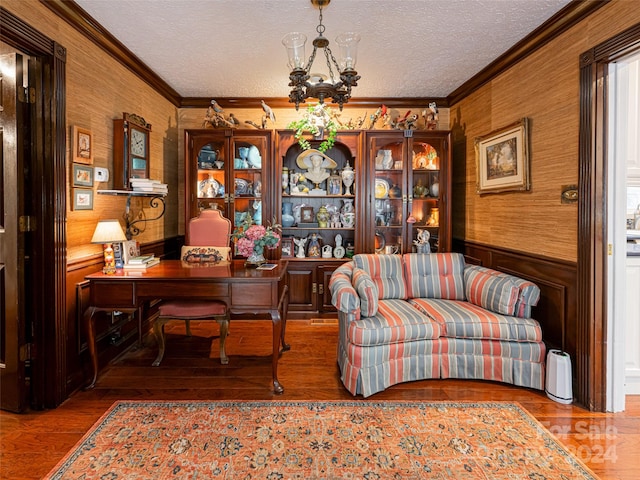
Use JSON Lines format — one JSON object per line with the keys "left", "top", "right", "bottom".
{"left": 45, "top": 401, "right": 596, "bottom": 480}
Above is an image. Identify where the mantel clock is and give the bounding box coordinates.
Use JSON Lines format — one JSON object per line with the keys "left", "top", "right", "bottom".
{"left": 113, "top": 112, "right": 151, "bottom": 190}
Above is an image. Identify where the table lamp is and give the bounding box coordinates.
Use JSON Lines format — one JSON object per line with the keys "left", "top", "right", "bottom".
{"left": 91, "top": 219, "right": 127, "bottom": 274}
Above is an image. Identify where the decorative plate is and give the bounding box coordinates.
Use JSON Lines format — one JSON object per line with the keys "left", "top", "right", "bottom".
{"left": 235, "top": 178, "right": 249, "bottom": 195}
{"left": 375, "top": 178, "right": 390, "bottom": 199}
{"left": 198, "top": 177, "right": 221, "bottom": 198}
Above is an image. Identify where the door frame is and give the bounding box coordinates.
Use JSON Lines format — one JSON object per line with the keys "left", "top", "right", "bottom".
{"left": 578, "top": 23, "right": 640, "bottom": 411}
{"left": 0, "top": 7, "right": 67, "bottom": 409}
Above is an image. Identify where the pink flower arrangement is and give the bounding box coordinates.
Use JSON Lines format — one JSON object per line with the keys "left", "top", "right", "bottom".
{"left": 232, "top": 220, "right": 281, "bottom": 258}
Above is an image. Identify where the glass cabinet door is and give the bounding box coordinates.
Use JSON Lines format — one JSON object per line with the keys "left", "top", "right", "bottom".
{"left": 370, "top": 135, "right": 407, "bottom": 254}
{"left": 195, "top": 139, "right": 227, "bottom": 213}
{"left": 365, "top": 130, "right": 450, "bottom": 255}
{"left": 230, "top": 133, "right": 267, "bottom": 229}
{"left": 408, "top": 137, "right": 442, "bottom": 253}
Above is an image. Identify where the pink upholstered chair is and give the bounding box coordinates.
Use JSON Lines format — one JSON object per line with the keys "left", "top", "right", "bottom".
{"left": 153, "top": 208, "right": 232, "bottom": 366}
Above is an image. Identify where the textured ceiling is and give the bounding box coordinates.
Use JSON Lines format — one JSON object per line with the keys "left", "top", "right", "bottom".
{"left": 73, "top": 0, "right": 573, "bottom": 99}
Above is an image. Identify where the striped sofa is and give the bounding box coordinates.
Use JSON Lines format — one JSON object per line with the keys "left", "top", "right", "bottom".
{"left": 329, "top": 253, "right": 545, "bottom": 397}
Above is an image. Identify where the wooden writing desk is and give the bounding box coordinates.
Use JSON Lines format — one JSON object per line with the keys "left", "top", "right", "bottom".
{"left": 83, "top": 259, "right": 289, "bottom": 393}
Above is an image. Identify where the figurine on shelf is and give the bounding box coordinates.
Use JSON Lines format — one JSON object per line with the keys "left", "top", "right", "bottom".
{"left": 414, "top": 228, "right": 431, "bottom": 254}
{"left": 307, "top": 233, "right": 321, "bottom": 258}
{"left": 296, "top": 149, "right": 337, "bottom": 193}
{"left": 334, "top": 234, "right": 345, "bottom": 259}
{"left": 294, "top": 237, "right": 307, "bottom": 258}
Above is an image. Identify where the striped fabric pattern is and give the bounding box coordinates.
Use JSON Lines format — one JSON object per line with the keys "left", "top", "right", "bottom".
{"left": 337, "top": 320, "right": 441, "bottom": 397}
{"left": 464, "top": 267, "right": 519, "bottom": 315}
{"left": 464, "top": 265, "right": 541, "bottom": 319}
{"left": 438, "top": 337, "right": 545, "bottom": 363}
{"left": 329, "top": 262, "right": 360, "bottom": 317}
{"left": 347, "top": 299, "right": 441, "bottom": 347}
{"left": 352, "top": 268, "right": 379, "bottom": 317}
{"left": 409, "top": 298, "right": 543, "bottom": 342}
{"left": 403, "top": 253, "right": 466, "bottom": 300}
{"left": 353, "top": 254, "right": 407, "bottom": 300}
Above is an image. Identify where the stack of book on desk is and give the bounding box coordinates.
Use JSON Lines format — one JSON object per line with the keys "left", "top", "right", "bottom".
{"left": 129, "top": 178, "right": 168, "bottom": 194}
{"left": 123, "top": 254, "right": 160, "bottom": 270}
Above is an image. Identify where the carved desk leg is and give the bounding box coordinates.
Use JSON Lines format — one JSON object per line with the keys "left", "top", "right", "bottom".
{"left": 83, "top": 306, "right": 99, "bottom": 390}
{"left": 278, "top": 285, "right": 291, "bottom": 352}
{"left": 270, "top": 308, "right": 284, "bottom": 395}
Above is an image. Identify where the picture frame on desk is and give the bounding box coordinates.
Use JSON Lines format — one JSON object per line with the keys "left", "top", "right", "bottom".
{"left": 121, "top": 240, "right": 140, "bottom": 264}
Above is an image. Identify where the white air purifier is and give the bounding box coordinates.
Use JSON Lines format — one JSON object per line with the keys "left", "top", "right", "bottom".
{"left": 545, "top": 349, "right": 573, "bottom": 404}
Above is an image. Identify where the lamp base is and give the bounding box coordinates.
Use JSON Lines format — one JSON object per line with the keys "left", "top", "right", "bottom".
{"left": 102, "top": 265, "right": 117, "bottom": 275}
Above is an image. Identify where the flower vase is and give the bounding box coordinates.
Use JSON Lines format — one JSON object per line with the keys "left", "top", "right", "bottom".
{"left": 282, "top": 202, "right": 295, "bottom": 227}
{"left": 245, "top": 252, "right": 266, "bottom": 268}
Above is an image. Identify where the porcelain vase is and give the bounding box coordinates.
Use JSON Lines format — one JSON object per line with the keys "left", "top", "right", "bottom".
{"left": 245, "top": 252, "right": 266, "bottom": 267}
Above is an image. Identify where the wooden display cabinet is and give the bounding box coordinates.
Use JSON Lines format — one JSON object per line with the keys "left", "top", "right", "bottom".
{"left": 275, "top": 130, "right": 362, "bottom": 314}
{"left": 363, "top": 130, "right": 451, "bottom": 254}
{"left": 185, "top": 129, "right": 272, "bottom": 246}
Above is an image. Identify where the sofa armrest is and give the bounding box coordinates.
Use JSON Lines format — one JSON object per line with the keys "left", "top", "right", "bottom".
{"left": 463, "top": 265, "right": 541, "bottom": 318}
{"left": 329, "top": 262, "right": 360, "bottom": 317}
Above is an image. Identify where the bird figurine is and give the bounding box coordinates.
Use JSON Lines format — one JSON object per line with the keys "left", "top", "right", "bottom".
{"left": 404, "top": 113, "right": 419, "bottom": 130}
{"left": 261, "top": 100, "right": 276, "bottom": 125}
{"left": 395, "top": 110, "right": 412, "bottom": 130}
{"left": 227, "top": 113, "right": 240, "bottom": 127}
{"left": 425, "top": 102, "right": 439, "bottom": 130}
{"left": 210, "top": 99, "right": 224, "bottom": 113}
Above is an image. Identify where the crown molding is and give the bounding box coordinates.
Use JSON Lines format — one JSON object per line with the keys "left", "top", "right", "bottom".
{"left": 447, "top": 0, "right": 609, "bottom": 106}
{"left": 41, "top": 0, "right": 182, "bottom": 106}
{"left": 44, "top": 0, "right": 607, "bottom": 109}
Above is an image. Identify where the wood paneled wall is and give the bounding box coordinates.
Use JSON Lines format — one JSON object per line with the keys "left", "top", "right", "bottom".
{"left": 449, "top": 1, "right": 640, "bottom": 264}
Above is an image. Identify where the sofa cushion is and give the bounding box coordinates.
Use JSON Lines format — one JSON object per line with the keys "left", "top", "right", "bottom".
{"left": 348, "top": 299, "right": 441, "bottom": 347}
{"left": 181, "top": 246, "right": 231, "bottom": 263}
{"left": 353, "top": 254, "right": 407, "bottom": 300}
{"left": 409, "top": 298, "right": 542, "bottom": 342}
{"left": 403, "top": 253, "right": 466, "bottom": 300}
{"left": 353, "top": 268, "right": 379, "bottom": 317}
{"left": 464, "top": 267, "right": 519, "bottom": 315}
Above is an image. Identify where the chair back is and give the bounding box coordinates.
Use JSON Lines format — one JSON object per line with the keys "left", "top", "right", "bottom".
{"left": 187, "top": 208, "right": 232, "bottom": 246}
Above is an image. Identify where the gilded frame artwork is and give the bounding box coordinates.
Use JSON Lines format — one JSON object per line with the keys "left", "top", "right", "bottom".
{"left": 475, "top": 118, "right": 530, "bottom": 194}
{"left": 72, "top": 125, "right": 93, "bottom": 164}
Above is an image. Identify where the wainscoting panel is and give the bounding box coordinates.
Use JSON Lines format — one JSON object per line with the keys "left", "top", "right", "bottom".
{"left": 456, "top": 240, "right": 580, "bottom": 401}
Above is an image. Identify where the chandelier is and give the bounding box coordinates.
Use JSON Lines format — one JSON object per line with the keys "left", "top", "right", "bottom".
{"left": 282, "top": 0, "right": 360, "bottom": 110}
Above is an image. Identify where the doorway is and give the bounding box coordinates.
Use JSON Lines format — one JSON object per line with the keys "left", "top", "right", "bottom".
{"left": 608, "top": 51, "right": 640, "bottom": 411}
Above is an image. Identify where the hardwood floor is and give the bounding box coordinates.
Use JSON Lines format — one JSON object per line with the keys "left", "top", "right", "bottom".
{"left": 1, "top": 319, "right": 639, "bottom": 479}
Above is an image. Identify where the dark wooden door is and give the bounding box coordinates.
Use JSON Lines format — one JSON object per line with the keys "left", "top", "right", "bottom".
{"left": 0, "top": 52, "right": 29, "bottom": 412}
{"left": 287, "top": 262, "right": 316, "bottom": 311}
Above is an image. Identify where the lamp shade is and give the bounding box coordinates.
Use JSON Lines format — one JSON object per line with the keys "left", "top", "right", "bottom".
{"left": 91, "top": 219, "right": 127, "bottom": 244}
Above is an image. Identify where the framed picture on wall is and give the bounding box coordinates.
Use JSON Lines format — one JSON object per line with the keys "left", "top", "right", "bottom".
{"left": 475, "top": 118, "right": 530, "bottom": 194}
{"left": 71, "top": 125, "right": 93, "bottom": 164}
{"left": 72, "top": 164, "right": 93, "bottom": 187}
{"left": 72, "top": 188, "right": 93, "bottom": 210}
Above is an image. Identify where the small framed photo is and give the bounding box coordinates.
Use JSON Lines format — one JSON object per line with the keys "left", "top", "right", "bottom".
{"left": 72, "top": 164, "right": 93, "bottom": 187}
{"left": 300, "top": 206, "right": 314, "bottom": 223}
{"left": 475, "top": 118, "right": 530, "bottom": 194}
{"left": 72, "top": 188, "right": 93, "bottom": 210}
{"left": 281, "top": 237, "right": 294, "bottom": 258}
{"left": 72, "top": 125, "right": 93, "bottom": 164}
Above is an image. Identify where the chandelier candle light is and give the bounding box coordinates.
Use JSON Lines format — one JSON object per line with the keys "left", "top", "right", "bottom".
{"left": 282, "top": 0, "right": 360, "bottom": 110}
{"left": 91, "top": 219, "right": 127, "bottom": 274}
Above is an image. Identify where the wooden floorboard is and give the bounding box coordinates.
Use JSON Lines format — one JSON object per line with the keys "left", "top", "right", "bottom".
{"left": 1, "top": 319, "right": 638, "bottom": 479}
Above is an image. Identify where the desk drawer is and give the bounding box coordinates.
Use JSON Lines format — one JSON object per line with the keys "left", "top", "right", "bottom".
{"left": 91, "top": 281, "right": 136, "bottom": 308}
{"left": 231, "top": 283, "right": 272, "bottom": 306}
{"left": 137, "top": 282, "right": 229, "bottom": 299}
